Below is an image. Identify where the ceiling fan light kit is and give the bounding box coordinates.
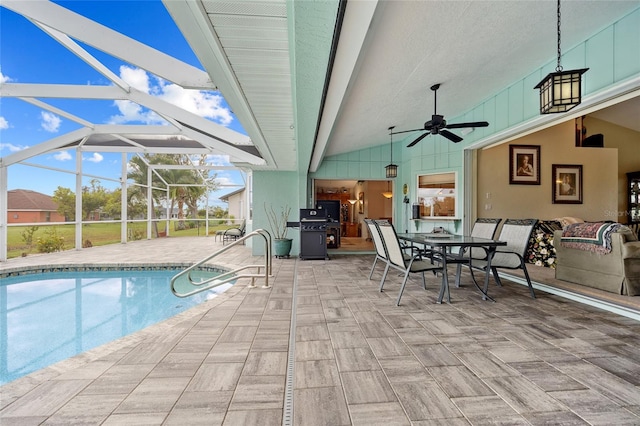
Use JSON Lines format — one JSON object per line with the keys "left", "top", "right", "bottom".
{"left": 394, "top": 83, "right": 489, "bottom": 148}
{"left": 534, "top": 0, "right": 588, "bottom": 114}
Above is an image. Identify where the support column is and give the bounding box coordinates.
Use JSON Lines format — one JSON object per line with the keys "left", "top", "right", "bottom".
{"left": 75, "top": 149, "right": 83, "bottom": 250}
{"left": 0, "top": 166, "right": 8, "bottom": 261}
{"left": 121, "top": 153, "right": 128, "bottom": 243}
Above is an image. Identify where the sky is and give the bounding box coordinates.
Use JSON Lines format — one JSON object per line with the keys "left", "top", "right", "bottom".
{"left": 0, "top": 1, "right": 247, "bottom": 205}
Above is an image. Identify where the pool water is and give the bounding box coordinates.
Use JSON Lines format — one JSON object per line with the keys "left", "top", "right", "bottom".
{"left": 0, "top": 268, "right": 232, "bottom": 385}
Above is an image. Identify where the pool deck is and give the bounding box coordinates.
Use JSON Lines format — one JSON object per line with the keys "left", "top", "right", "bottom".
{"left": 2, "top": 237, "right": 640, "bottom": 425}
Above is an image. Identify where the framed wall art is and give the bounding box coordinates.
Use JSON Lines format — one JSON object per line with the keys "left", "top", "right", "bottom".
{"left": 358, "top": 191, "right": 364, "bottom": 214}
{"left": 509, "top": 145, "right": 540, "bottom": 185}
{"left": 552, "top": 164, "right": 583, "bottom": 204}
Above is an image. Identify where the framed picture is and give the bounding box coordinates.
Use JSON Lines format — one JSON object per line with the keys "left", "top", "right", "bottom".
{"left": 358, "top": 191, "right": 364, "bottom": 214}
{"left": 552, "top": 164, "right": 583, "bottom": 204}
{"left": 509, "top": 145, "right": 540, "bottom": 185}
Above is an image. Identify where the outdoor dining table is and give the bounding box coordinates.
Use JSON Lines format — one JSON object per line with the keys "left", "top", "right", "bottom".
{"left": 397, "top": 233, "right": 507, "bottom": 303}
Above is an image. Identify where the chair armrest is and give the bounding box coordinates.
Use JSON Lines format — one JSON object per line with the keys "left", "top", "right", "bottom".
{"left": 622, "top": 241, "right": 640, "bottom": 259}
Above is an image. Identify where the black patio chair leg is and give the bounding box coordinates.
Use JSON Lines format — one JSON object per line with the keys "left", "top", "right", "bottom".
{"left": 491, "top": 267, "right": 503, "bottom": 287}
{"left": 522, "top": 263, "right": 536, "bottom": 298}
{"left": 455, "top": 263, "right": 462, "bottom": 287}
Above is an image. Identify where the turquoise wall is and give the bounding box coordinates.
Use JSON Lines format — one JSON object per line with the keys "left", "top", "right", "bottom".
{"left": 252, "top": 170, "right": 299, "bottom": 255}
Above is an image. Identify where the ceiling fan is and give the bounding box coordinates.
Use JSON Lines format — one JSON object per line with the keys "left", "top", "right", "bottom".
{"left": 395, "top": 83, "right": 490, "bottom": 147}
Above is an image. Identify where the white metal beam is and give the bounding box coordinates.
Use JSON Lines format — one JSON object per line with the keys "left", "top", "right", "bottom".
{"left": 1, "top": 83, "right": 127, "bottom": 100}
{"left": 19, "top": 97, "right": 94, "bottom": 128}
{"left": 2, "top": 0, "right": 214, "bottom": 90}
{"left": 1, "top": 128, "right": 92, "bottom": 166}
{"left": 33, "top": 21, "right": 131, "bottom": 92}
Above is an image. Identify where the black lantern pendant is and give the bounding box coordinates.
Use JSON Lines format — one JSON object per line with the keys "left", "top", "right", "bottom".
{"left": 385, "top": 126, "right": 398, "bottom": 179}
{"left": 534, "top": 0, "right": 588, "bottom": 114}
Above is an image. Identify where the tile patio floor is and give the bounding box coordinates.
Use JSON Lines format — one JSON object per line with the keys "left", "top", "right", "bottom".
{"left": 1, "top": 236, "right": 640, "bottom": 425}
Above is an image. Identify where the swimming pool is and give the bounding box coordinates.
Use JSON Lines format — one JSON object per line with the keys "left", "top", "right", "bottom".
{"left": 0, "top": 267, "right": 233, "bottom": 385}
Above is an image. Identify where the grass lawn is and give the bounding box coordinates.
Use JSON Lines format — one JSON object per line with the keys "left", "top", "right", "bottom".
{"left": 5, "top": 220, "right": 238, "bottom": 259}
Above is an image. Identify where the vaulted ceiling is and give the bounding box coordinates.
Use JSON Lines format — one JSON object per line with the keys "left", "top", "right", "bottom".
{"left": 2, "top": 0, "right": 639, "bottom": 173}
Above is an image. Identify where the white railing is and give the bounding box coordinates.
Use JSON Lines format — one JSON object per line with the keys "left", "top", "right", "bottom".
{"left": 170, "top": 229, "right": 272, "bottom": 298}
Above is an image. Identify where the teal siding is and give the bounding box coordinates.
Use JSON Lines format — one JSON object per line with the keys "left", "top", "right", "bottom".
{"left": 309, "top": 8, "right": 640, "bottom": 231}
{"left": 614, "top": 11, "right": 640, "bottom": 80}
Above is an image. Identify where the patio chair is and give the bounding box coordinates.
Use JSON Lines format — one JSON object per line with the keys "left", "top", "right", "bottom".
{"left": 365, "top": 219, "right": 418, "bottom": 279}
{"left": 219, "top": 219, "right": 246, "bottom": 244}
{"left": 454, "top": 218, "right": 502, "bottom": 286}
{"left": 374, "top": 220, "right": 444, "bottom": 306}
{"left": 466, "top": 218, "right": 538, "bottom": 298}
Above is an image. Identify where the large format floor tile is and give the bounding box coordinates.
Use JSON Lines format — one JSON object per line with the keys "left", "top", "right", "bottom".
{"left": 1, "top": 237, "right": 640, "bottom": 425}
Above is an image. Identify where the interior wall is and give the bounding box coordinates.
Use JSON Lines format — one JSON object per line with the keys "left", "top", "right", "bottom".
{"left": 582, "top": 116, "right": 640, "bottom": 220}
{"left": 364, "top": 181, "right": 393, "bottom": 222}
{"left": 477, "top": 121, "right": 619, "bottom": 222}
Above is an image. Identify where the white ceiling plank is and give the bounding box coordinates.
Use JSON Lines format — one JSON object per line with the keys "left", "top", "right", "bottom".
{"left": 164, "top": 0, "right": 284, "bottom": 169}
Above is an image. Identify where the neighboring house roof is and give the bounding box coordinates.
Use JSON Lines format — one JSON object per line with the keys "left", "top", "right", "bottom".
{"left": 220, "top": 187, "right": 245, "bottom": 202}
{"left": 8, "top": 189, "right": 59, "bottom": 211}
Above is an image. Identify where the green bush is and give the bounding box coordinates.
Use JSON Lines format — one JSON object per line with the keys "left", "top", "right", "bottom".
{"left": 36, "top": 228, "right": 65, "bottom": 253}
{"left": 21, "top": 226, "right": 39, "bottom": 251}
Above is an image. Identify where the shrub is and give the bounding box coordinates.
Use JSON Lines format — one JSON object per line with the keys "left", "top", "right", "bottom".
{"left": 36, "top": 228, "right": 65, "bottom": 253}
{"left": 21, "top": 226, "right": 39, "bottom": 251}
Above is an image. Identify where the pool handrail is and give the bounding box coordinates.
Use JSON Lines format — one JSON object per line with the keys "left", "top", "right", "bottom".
{"left": 171, "top": 228, "right": 273, "bottom": 298}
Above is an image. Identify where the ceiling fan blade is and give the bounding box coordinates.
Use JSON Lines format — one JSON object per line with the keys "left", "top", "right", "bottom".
{"left": 392, "top": 128, "right": 424, "bottom": 135}
{"left": 407, "top": 132, "right": 430, "bottom": 147}
{"left": 439, "top": 129, "right": 463, "bottom": 143}
{"left": 445, "top": 121, "right": 490, "bottom": 129}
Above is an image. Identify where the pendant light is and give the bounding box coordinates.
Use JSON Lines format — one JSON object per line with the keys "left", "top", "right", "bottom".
{"left": 534, "top": 0, "right": 588, "bottom": 114}
{"left": 385, "top": 126, "right": 398, "bottom": 178}
{"left": 382, "top": 181, "right": 393, "bottom": 199}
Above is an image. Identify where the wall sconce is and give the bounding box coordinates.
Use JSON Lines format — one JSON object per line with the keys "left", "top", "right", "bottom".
{"left": 385, "top": 126, "right": 398, "bottom": 178}
{"left": 534, "top": 0, "right": 588, "bottom": 114}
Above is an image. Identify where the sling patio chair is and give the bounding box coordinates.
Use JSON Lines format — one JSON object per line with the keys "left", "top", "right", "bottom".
{"left": 374, "top": 220, "right": 444, "bottom": 306}
{"left": 365, "top": 219, "right": 419, "bottom": 280}
{"left": 216, "top": 219, "right": 246, "bottom": 244}
{"left": 454, "top": 218, "right": 502, "bottom": 287}
{"left": 462, "top": 218, "right": 538, "bottom": 298}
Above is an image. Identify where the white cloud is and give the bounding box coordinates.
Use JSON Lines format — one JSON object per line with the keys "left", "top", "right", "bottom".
{"left": 110, "top": 100, "right": 164, "bottom": 125}
{"left": 54, "top": 150, "right": 72, "bottom": 161}
{"left": 1, "top": 70, "right": 11, "bottom": 131}
{"left": 41, "top": 111, "right": 61, "bottom": 132}
{"left": 0, "top": 69, "right": 11, "bottom": 83}
{"left": 159, "top": 82, "right": 233, "bottom": 125}
{"left": 85, "top": 152, "right": 104, "bottom": 163}
{"left": 0, "top": 142, "right": 27, "bottom": 152}
{"left": 206, "top": 154, "right": 232, "bottom": 166}
{"left": 120, "top": 65, "right": 150, "bottom": 93}
{"left": 109, "top": 66, "right": 233, "bottom": 126}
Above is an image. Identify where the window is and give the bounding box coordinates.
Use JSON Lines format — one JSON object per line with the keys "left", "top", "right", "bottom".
{"left": 416, "top": 172, "right": 457, "bottom": 218}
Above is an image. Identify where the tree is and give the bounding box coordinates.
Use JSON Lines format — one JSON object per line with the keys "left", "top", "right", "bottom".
{"left": 82, "top": 179, "right": 109, "bottom": 220}
{"left": 52, "top": 186, "right": 75, "bottom": 221}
